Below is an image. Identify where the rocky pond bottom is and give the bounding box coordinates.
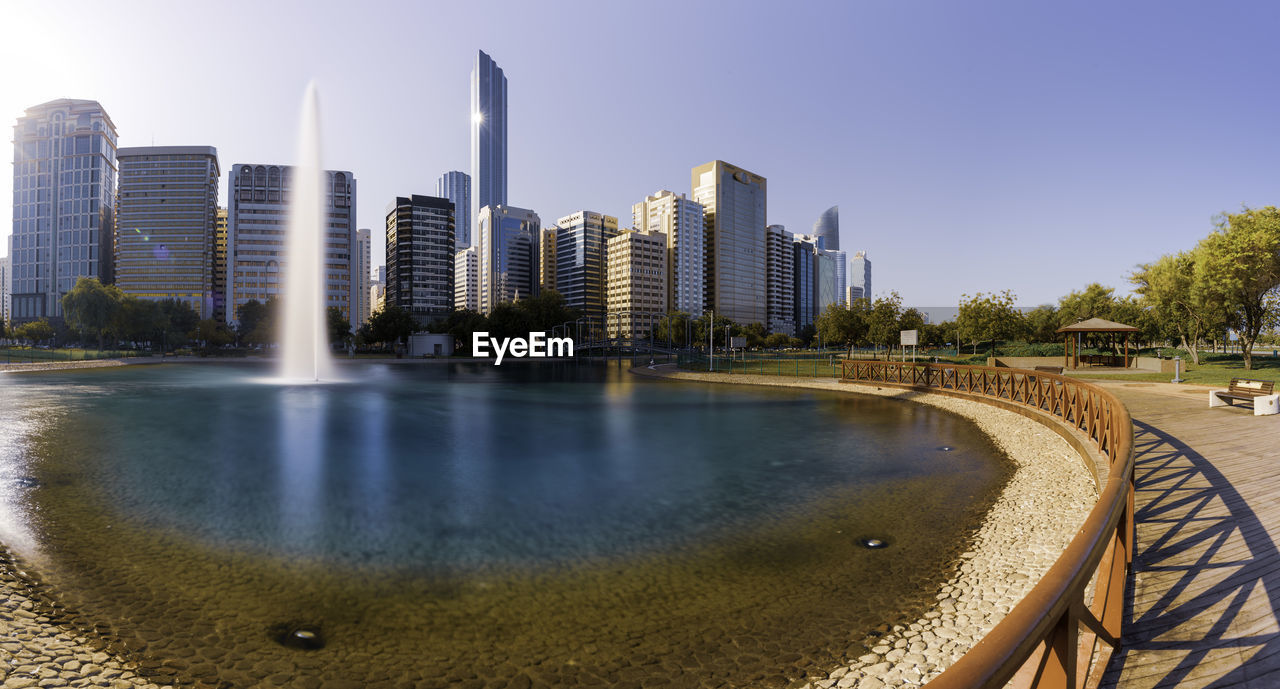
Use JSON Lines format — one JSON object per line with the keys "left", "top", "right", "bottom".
{"left": 0, "top": 363, "right": 1014, "bottom": 688}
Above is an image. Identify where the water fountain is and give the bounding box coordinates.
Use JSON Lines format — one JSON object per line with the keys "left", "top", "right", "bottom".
{"left": 279, "top": 82, "right": 334, "bottom": 382}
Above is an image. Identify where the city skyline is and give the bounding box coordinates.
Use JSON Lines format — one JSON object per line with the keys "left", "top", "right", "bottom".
{"left": 3, "top": 1, "right": 1280, "bottom": 307}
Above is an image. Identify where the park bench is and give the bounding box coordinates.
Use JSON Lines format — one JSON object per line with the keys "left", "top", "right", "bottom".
{"left": 1209, "top": 378, "right": 1280, "bottom": 416}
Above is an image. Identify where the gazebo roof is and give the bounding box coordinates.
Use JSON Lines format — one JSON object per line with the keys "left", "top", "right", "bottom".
{"left": 1056, "top": 318, "right": 1140, "bottom": 334}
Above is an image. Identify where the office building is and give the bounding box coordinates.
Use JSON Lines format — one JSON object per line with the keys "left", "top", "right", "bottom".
{"left": 471, "top": 51, "right": 507, "bottom": 250}
{"left": 847, "top": 285, "right": 864, "bottom": 303}
{"left": 812, "top": 206, "right": 845, "bottom": 306}
{"left": 115, "top": 146, "right": 220, "bottom": 318}
{"left": 436, "top": 171, "right": 471, "bottom": 249}
{"left": 226, "top": 164, "right": 356, "bottom": 326}
{"left": 554, "top": 211, "right": 618, "bottom": 318}
{"left": 539, "top": 228, "right": 558, "bottom": 294}
{"left": 632, "top": 190, "right": 704, "bottom": 314}
{"left": 454, "top": 246, "right": 478, "bottom": 311}
{"left": 691, "top": 161, "right": 767, "bottom": 324}
{"left": 793, "top": 236, "right": 817, "bottom": 332}
{"left": 765, "top": 224, "right": 794, "bottom": 336}
{"left": 213, "top": 207, "right": 228, "bottom": 322}
{"left": 385, "top": 195, "right": 454, "bottom": 326}
{"left": 851, "top": 250, "right": 871, "bottom": 300}
{"left": 606, "top": 229, "right": 667, "bottom": 338}
{"left": 371, "top": 265, "right": 386, "bottom": 314}
{"left": 1, "top": 254, "right": 10, "bottom": 325}
{"left": 477, "top": 204, "right": 540, "bottom": 314}
{"left": 355, "top": 228, "right": 372, "bottom": 325}
{"left": 9, "top": 99, "right": 117, "bottom": 323}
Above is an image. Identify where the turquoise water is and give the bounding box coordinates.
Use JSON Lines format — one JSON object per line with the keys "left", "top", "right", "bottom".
{"left": 0, "top": 362, "right": 1011, "bottom": 687}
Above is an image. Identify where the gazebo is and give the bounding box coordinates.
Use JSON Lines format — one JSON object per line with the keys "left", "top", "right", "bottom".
{"left": 1057, "top": 318, "right": 1140, "bottom": 369}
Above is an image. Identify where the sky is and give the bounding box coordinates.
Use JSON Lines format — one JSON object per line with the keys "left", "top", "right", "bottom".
{"left": 2, "top": 0, "right": 1278, "bottom": 307}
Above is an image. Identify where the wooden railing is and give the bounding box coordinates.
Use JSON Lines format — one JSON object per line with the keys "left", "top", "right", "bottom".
{"left": 840, "top": 360, "right": 1134, "bottom": 689}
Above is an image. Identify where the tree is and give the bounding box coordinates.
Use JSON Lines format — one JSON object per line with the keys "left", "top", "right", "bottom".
{"left": 655, "top": 312, "right": 693, "bottom": 348}
{"left": 17, "top": 319, "right": 54, "bottom": 346}
{"left": 515, "top": 290, "right": 579, "bottom": 331}
{"left": 814, "top": 302, "right": 866, "bottom": 353}
{"left": 898, "top": 307, "right": 925, "bottom": 338}
{"left": 1193, "top": 206, "right": 1280, "bottom": 370}
{"left": 431, "top": 309, "right": 488, "bottom": 354}
{"left": 192, "top": 319, "right": 233, "bottom": 352}
{"left": 1056, "top": 283, "right": 1116, "bottom": 326}
{"left": 957, "top": 290, "right": 1024, "bottom": 355}
{"left": 742, "top": 322, "right": 767, "bottom": 348}
{"left": 763, "top": 332, "right": 791, "bottom": 349}
{"left": 366, "top": 305, "right": 418, "bottom": 348}
{"left": 61, "top": 277, "right": 123, "bottom": 351}
{"left": 327, "top": 307, "right": 352, "bottom": 346}
{"left": 1024, "top": 305, "right": 1059, "bottom": 344}
{"left": 1131, "top": 251, "right": 1224, "bottom": 364}
{"left": 158, "top": 299, "right": 201, "bottom": 350}
{"left": 865, "top": 292, "right": 905, "bottom": 355}
{"left": 114, "top": 297, "right": 165, "bottom": 346}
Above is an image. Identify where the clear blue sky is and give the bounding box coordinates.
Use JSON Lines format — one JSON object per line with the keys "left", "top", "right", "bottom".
{"left": 3, "top": 0, "right": 1278, "bottom": 306}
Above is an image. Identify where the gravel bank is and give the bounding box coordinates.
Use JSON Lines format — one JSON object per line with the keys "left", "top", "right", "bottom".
{"left": 0, "top": 360, "right": 128, "bottom": 374}
{"left": 632, "top": 366, "right": 1098, "bottom": 688}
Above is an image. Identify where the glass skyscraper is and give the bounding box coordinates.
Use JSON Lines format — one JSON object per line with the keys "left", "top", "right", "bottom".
{"left": 9, "top": 99, "right": 117, "bottom": 323}
{"left": 477, "top": 205, "right": 539, "bottom": 314}
{"left": 471, "top": 51, "right": 507, "bottom": 252}
{"left": 692, "top": 160, "right": 767, "bottom": 325}
{"left": 436, "top": 170, "right": 471, "bottom": 249}
{"left": 554, "top": 210, "right": 618, "bottom": 318}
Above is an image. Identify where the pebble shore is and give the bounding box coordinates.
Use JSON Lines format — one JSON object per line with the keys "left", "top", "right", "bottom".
{"left": 633, "top": 367, "right": 1098, "bottom": 688}
{"left": 0, "top": 360, "right": 128, "bottom": 374}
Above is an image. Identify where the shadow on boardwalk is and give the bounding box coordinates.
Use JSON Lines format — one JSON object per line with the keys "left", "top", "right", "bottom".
{"left": 1102, "top": 420, "right": 1280, "bottom": 689}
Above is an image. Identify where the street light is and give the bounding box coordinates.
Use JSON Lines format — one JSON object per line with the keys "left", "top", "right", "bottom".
{"left": 704, "top": 309, "right": 715, "bottom": 372}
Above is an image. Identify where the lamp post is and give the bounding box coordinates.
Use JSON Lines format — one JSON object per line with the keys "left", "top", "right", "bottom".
{"left": 704, "top": 309, "right": 714, "bottom": 372}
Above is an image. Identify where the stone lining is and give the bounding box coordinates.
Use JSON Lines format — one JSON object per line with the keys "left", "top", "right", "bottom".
{"left": 632, "top": 366, "right": 1098, "bottom": 688}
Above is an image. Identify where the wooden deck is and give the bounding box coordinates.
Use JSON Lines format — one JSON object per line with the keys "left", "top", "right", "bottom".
{"left": 1096, "top": 381, "right": 1280, "bottom": 689}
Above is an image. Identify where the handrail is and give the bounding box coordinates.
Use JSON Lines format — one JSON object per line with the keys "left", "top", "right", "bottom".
{"left": 840, "top": 360, "right": 1134, "bottom": 689}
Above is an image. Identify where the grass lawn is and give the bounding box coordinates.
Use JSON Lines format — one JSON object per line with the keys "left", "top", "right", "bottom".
{"left": 1073, "top": 354, "right": 1280, "bottom": 386}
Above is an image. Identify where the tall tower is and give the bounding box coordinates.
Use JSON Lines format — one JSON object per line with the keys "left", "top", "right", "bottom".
{"left": 355, "top": 228, "right": 372, "bottom": 326}
{"left": 632, "top": 190, "right": 704, "bottom": 315}
{"left": 477, "top": 205, "right": 540, "bottom": 314}
{"left": 691, "top": 160, "right": 767, "bottom": 325}
{"left": 471, "top": 50, "right": 507, "bottom": 252}
{"left": 385, "top": 195, "right": 454, "bottom": 325}
{"left": 9, "top": 99, "right": 118, "bottom": 323}
{"left": 554, "top": 211, "right": 618, "bottom": 319}
{"left": 115, "top": 146, "right": 221, "bottom": 318}
{"left": 851, "top": 250, "right": 871, "bottom": 301}
{"left": 436, "top": 170, "right": 471, "bottom": 249}
{"left": 813, "top": 206, "right": 846, "bottom": 306}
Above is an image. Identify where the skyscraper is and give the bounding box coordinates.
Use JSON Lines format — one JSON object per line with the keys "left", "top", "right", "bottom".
{"left": 471, "top": 50, "right": 507, "bottom": 250}
{"left": 632, "top": 190, "right": 704, "bottom": 315}
{"left": 851, "top": 250, "right": 872, "bottom": 300}
{"left": 539, "top": 227, "right": 558, "bottom": 294}
{"left": 213, "top": 207, "right": 228, "bottom": 323}
{"left": 115, "top": 146, "right": 220, "bottom": 318}
{"left": 554, "top": 211, "right": 618, "bottom": 318}
{"left": 10, "top": 99, "right": 117, "bottom": 323}
{"left": 0, "top": 254, "right": 10, "bottom": 325}
{"left": 454, "top": 247, "right": 478, "bottom": 311}
{"left": 606, "top": 229, "right": 667, "bottom": 338}
{"left": 813, "top": 206, "right": 846, "bottom": 306}
{"left": 691, "top": 161, "right": 767, "bottom": 325}
{"left": 436, "top": 171, "right": 471, "bottom": 249}
{"left": 477, "top": 204, "right": 539, "bottom": 314}
{"left": 385, "top": 195, "right": 454, "bottom": 325}
{"left": 765, "top": 224, "right": 795, "bottom": 336}
{"left": 225, "top": 164, "right": 356, "bottom": 326}
{"left": 355, "top": 228, "right": 372, "bottom": 326}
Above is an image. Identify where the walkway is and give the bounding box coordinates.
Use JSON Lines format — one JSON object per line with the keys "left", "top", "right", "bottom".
{"left": 1096, "top": 381, "right": 1280, "bottom": 689}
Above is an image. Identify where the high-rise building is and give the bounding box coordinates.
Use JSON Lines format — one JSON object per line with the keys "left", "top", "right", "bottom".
{"left": 691, "top": 161, "right": 767, "bottom": 324}
{"left": 385, "top": 195, "right": 454, "bottom": 325}
{"left": 554, "top": 211, "right": 618, "bottom": 318}
{"left": 606, "top": 229, "right": 667, "bottom": 338}
{"left": 816, "top": 250, "right": 836, "bottom": 315}
{"left": 811, "top": 206, "right": 846, "bottom": 306}
{"left": 846, "top": 285, "right": 864, "bottom": 303}
{"left": 9, "top": 99, "right": 118, "bottom": 323}
{"left": 225, "top": 164, "right": 356, "bottom": 326}
{"left": 371, "top": 264, "right": 386, "bottom": 314}
{"left": 477, "top": 204, "right": 540, "bottom": 314}
{"left": 355, "top": 228, "right": 372, "bottom": 326}
{"left": 539, "top": 228, "right": 558, "bottom": 294}
{"left": 632, "top": 190, "right": 704, "bottom": 315}
{"left": 454, "top": 246, "right": 478, "bottom": 311}
{"left": 793, "top": 236, "right": 818, "bottom": 332}
{"left": 115, "top": 146, "right": 220, "bottom": 318}
{"left": 851, "top": 250, "right": 872, "bottom": 300}
{"left": 436, "top": 171, "right": 471, "bottom": 249}
{"left": 1, "top": 254, "right": 10, "bottom": 325}
{"left": 765, "top": 224, "right": 794, "bottom": 336}
{"left": 471, "top": 50, "right": 507, "bottom": 251}
{"left": 213, "top": 207, "right": 228, "bottom": 323}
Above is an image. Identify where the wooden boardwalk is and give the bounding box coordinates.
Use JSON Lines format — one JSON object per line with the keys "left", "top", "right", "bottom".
{"left": 1095, "top": 381, "right": 1280, "bottom": 689}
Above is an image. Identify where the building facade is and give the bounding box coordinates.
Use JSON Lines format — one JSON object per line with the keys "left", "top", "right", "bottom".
{"left": 454, "top": 246, "right": 478, "bottom": 311}
{"left": 477, "top": 204, "right": 540, "bottom": 314}
{"left": 847, "top": 285, "right": 865, "bottom": 303}
{"left": 385, "top": 195, "right": 454, "bottom": 326}
{"left": 632, "top": 190, "right": 704, "bottom": 315}
{"left": 691, "top": 161, "right": 767, "bottom": 325}
{"left": 355, "top": 228, "right": 372, "bottom": 326}
{"left": 10, "top": 99, "right": 118, "bottom": 323}
{"left": 115, "top": 146, "right": 220, "bottom": 318}
{"left": 0, "top": 255, "right": 9, "bottom": 325}
{"left": 213, "top": 207, "right": 228, "bottom": 322}
{"left": 225, "top": 164, "right": 356, "bottom": 326}
{"left": 765, "top": 224, "right": 795, "bottom": 336}
{"left": 471, "top": 50, "right": 507, "bottom": 252}
{"left": 554, "top": 210, "right": 618, "bottom": 319}
{"left": 371, "top": 264, "right": 385, "bottom": 314}
{"left": 606, "top": 229, "right": 667, "bottom": 338}
{"left": 539, "top": 228, "right": 558, "bottom": 294}
{"left": 436, "top": 170, "right": 471, "bottom": 249}
{"left": 851, "top": 250, "right": 871, "bottom": 300}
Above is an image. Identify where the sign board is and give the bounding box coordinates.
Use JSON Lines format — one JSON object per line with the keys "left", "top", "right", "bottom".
{"left": 729, "top": 336, "right": 747, "bottom": 349}
{"left": 900, "top": 329, "right": 919, "bottom": 346}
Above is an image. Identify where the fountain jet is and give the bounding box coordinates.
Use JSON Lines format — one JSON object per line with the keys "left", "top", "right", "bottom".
{"left": 279, "top": 82, "right": 335, "bottom": 382}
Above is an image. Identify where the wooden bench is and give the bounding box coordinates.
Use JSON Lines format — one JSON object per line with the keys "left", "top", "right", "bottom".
{"left": 1209, "top": 378, "right": 1280, "bottom": 415}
